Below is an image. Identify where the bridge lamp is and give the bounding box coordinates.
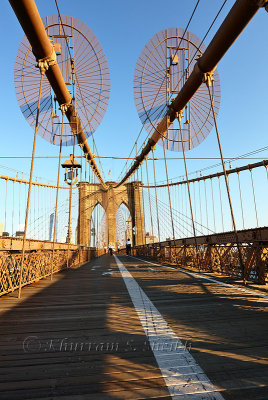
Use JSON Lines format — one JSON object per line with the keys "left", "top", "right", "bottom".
{"left": 61, "top": 155, "right": 81, "bottom": 243}
{"left": 62, "top": 154, "right": 81, "bottom": 186}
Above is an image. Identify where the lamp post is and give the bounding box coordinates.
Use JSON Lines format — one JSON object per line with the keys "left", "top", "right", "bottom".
{"left": 62, "top": 154, "right": 81, "bottom": 243}
{"left": 126, "top": 217, "right": 131, "bottom": 246}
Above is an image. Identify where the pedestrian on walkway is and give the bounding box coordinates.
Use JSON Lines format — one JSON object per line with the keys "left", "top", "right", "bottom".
{"left": 108, "top": 243, "right": 113, "bottom": 256}
{"left": 126, "top": 238, "right": 131, "bottom": 255}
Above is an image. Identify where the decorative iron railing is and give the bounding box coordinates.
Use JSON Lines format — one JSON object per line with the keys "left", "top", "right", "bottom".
{"left": 0, "top": 246, "right": 101, "bottom": 297}
{"left": 134, "top": 227, "right": 268, "bottom": 284}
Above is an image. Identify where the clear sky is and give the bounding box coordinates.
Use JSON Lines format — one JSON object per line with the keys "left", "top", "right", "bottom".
{"left": 1, "top": 0, "right": 267, "bottom": 183}
{"left": 0, "top": 0, "right": 267, "bottom": 238}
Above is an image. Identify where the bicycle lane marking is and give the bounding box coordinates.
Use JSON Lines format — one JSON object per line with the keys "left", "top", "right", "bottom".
{"left": 114, "top": 255, "right": 224, "bottom": 399}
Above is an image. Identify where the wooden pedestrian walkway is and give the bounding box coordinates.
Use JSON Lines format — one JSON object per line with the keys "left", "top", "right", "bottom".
{"left": 0, "top": 254, "right": 267, "bottom": 399}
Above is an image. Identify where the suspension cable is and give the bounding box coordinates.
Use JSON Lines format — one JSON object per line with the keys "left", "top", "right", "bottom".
{"left": 210, "top": 179, "right": 216, "bottom": 232}
{"left": 152, "top": 148, "right": 161, "bottom": 242}
{"left": 51, "top": 107, "right": 65, "bottom": 280}
{"left": 207, "top": 77, "right": 244, "bottom": 278}
{"left": 140, "top": 163, "right": 147, "bottom": 245}
{"left": 198, "top": 179, "right": 203, "bottom": 234}
{"left": 117, "top": 1, "right": 201, "bottom": 182}
{"left": 178, "top": 115, "right": 199, "bottom": 267}
{"left": 218, "top": 176, "right": 225, "bottom": 231}
{"left": 145, "top": 158, "right": 154, "bottom": 239}
{"left": 204, "top": 179, "right": 209, "bottom": 234}
{"left": 12, "top": 181, "right": 14, "bottom": 237}
{"left": 55, "top": 0, "right": 106, "bottom": 187}
{"left": 188, "top": 0, "right": 228, "bottom": 68}
{"left": 237, "top": 172, "right": 245, "bottom": 230}
{"left": 250, "top": 168, "right": 259, "bottom": 227}
{"left": 18, "top": 72, "right": 44, "bottom": 298}
{"left": 161, "top": 137, "right": 176, "bottom": 242}
{"left": 4, "top": 180, "right": 8, "bottom": 232}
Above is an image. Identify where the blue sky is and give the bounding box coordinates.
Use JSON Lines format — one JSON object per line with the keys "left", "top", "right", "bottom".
{"left": 0, "top": 0, "right": 267, "bottom": 185}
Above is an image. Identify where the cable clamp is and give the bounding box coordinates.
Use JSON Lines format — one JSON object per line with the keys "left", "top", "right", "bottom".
{"left": 203, "top": 71, "right": 214, "bottom": 87}
{"left": 176, "top": 111, "right": 184, "bottom": 122}
{"left": 35, "top": 48, "right": 57, "bottom": 75}
{"left": 59, "top": 104, "right": 69, "bottom": 114}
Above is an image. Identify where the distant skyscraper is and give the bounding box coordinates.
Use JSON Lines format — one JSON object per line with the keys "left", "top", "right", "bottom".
{"left": 49, "top": 213, "right": 56, "bottom": 242}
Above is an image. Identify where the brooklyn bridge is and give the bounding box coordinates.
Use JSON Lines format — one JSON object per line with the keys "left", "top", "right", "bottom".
{"left": 0, "top": 0, "right": 267, "bottom": 398}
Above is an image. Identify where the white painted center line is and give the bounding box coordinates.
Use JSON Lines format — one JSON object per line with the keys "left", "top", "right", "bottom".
{"left": 132, "top": 256, "right": 268, "bottom": 299}
{"left": 114, "top": 255, "right": 224, "bottom": 399}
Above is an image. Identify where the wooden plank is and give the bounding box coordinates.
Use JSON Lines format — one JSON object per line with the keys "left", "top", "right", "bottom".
{"left": 0, "top": 254, "right": 267, "bottom": 399}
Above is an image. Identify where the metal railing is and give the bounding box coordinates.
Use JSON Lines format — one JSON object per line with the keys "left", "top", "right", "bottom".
{"left": 0, "top": 244, "right": 103, "bottom": 297}
{"left": 134, "top": 227, "right": 268, "bottom": 284}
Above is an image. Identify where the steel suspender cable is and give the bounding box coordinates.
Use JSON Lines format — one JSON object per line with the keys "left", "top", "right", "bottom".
{"left": 152, "top": 148, "right": 161, "bottom": 243}
{"left": 181, "top": 185, "right": 184, "bottom": 236}
{"left": 204, "top": 180, "right": 209, "bottom": 234}
{"left": 208, "top": 79, "right": 245, "bottom": 278}
{"left": 18, "top": 72, "right": 44, "bottom": 298}
{"left": 51, "top": 108, "right": 65, "bottom": 280}
{"left": 19, "top": 181, "right": 21, "bottom": 230}
{"left": 118, "top": 1, "right": 201, "bottom": 183}
{"left": 12, "top": 182, "right": 14, "bottom": 237}
{"left": 250, "top": 169, "right": 259, "bottom": 227}
{"left": 140, "top": 163, "right": 147, "bottom": 245}
{"left": 24, "top": 182, "right": 27, "bottom": 226}
{"left": 4, "top": 180, "right": 8, "bottom": 233}
{"left": 210, "top": 178, "right": 216, "bottom": 232}
{"left": 33, "top": 184, "right": 35, "bottom": 237}
{"left": 137, "top": 169, "right": 144, "bottom": 246}
{"left": 38, "top": 186, "right": 40, "bottom": 238}
{"left": 218, "top": 176, "right": 225, "bottom": 232}
{"left": 237, "top": 172, "right": 245, "bottom": 230}
{"left": 198, "top": 179, "right": 203, "bottom": 234}
{"left": 161, "top": 137, "right": 176, "bottom": 244}
{"left": 55, "top": 0, "right": 107, "bottom": 186}
{"left": 80, "top": 147, "right": 82, "bottom": 182}
{"left": 135, "top": 142, "right": 138, "bottom": 182}
{"left": 193, "top": 181, "right": 197, "bottom": 225}
{"left": 187, "top": 0, "right": 228, "bottom": 69}
{"left": 145, "top": 158, "right": 154, "bottom": 239}
{"left": 178, "top": 116, "right": 199, "bottom": 267}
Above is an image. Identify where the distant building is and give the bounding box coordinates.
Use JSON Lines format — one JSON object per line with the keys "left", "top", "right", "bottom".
{"left": 49, "top": 213, "right": 57, "bottom": 242}
{"left": 0, "top": 222, "right": 3, "bottom": 236}
{"left": 16, "top": 231, "right": 24, "bottom": 238}
{"left": 145, "top": 232, "right": 157, "bottom": 244}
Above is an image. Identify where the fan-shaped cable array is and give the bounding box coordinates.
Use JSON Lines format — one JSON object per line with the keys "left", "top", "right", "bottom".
{"left": 134, "top": 27, "right": 221, "bottom": 152}
{"left": 14, "top": 14, "right": 110, "bottom": 146}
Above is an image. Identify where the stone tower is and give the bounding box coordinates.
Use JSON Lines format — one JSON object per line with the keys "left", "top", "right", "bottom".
{"left": 77, "top": 181, "right": 145, "bottom": 247}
